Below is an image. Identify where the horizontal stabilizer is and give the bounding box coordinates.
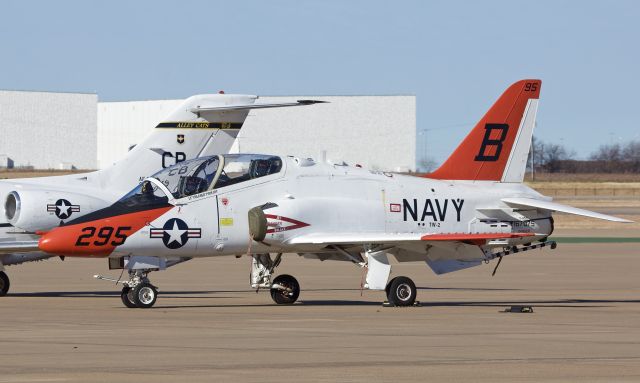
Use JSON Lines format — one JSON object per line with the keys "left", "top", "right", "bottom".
{"left": 190, "top": 100, "right": 328, "bottom": 114}
{"left": 502, "top": 197, "right": 633, "bottom": 223}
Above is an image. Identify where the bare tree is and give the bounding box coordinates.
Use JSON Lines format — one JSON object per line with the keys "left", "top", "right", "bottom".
{"left": 527, "top": 136, "right": 544, "bottom": 172}
{"left": 586, "top": 140, "right": 640, "bottom": 173}
{"left": 541, "top": 143, "right": 573, "bottom": 172}
{"left": 528, "top": 137, "right": 574, "bottom": 173}
{"left": 590, "top": 143, "right": 623, "bottom": 162}
{"left": 622, "top": 141, "right": 640, "bottom": 162}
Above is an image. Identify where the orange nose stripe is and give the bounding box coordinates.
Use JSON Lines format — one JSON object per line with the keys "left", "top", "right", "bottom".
{"left": 38, "top": 206, "right": 173, "bottom": 257}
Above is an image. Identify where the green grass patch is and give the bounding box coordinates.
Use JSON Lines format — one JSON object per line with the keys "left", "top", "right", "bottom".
{"left": 551, "top": 237, "right": 640, "bottom": 244}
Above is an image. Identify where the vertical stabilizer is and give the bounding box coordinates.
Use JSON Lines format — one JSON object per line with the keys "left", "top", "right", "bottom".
{"left": 94, "top": 96, "right": 325, "bottom": 196}
{"left": 427, "top": 79, "right": 541, "bottom": 182}
{"left": 97, "top": 94, "right": 256, "bottom": 195}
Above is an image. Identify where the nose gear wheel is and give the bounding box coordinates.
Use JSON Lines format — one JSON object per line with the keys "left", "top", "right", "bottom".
{"left": 120, "top": 286, "right": 137, "bottom": 308}
{"left": 132, "top": 283, "right": 158, "bottom": 308}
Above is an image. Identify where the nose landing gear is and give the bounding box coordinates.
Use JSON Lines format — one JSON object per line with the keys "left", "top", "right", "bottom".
{"left": 119, "top": 271, "right": 158, "bottom": 309}
{"left": 97, "top": 269, "right": 159, "bottom": 309}
{"left": 96, "top": 256, "right": 192, "bottom": 308}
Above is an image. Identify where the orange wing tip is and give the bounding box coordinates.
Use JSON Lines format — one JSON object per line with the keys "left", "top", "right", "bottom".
{"left": 38, "top": 235, "right": 60, "bottom": 255}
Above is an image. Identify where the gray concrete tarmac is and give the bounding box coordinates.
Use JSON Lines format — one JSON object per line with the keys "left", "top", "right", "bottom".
{"left": 1, "top": 241, "right": 639, "bottom": 382}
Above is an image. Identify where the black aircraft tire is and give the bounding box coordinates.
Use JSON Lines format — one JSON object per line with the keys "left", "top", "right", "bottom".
{"left": 120, "top": 286, "right": 137, "bottom": 308}
{"left": 132, "top": 283, "right": 158, "bottom": 309}
{"left": 387, "top": 276, "right": 417, "bottom": 307}
{"left": 0, "top": 271, "right": 9, "bottom": 296}
{"left": 385, "top": 277, "right": 397, "bottom": 298}
{"left": 270, "top": 274, "right": 300, "bottom": 304}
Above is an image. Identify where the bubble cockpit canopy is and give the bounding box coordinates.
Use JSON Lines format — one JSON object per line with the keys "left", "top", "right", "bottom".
{"left": 117, "top": 154, "right": 282, "bottom": 208}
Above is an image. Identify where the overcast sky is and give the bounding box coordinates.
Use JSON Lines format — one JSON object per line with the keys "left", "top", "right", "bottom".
{"left": 1, "top": 0, "right": 638, "bottom": 164}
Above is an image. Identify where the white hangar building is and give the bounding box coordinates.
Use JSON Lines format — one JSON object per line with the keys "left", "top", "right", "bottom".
{"left": 1, "top": 91, "right": 417, "bottom": 172}
{"left": 0, "top": 90, "right": 97, "bottom": 169}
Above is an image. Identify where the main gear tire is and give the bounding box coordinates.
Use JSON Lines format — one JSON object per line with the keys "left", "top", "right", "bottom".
{"left": 386, "top": 276, "right": 416, "bottom": 307}
{"left": 270, "top": 274, "right": 300, "bottom": 304}
{"left": 385, "top": 277, "right": 396, "bottom": 298}
{"left": 120, "top": 286, "right": 137, "bottom": 308}
{"left": 0, "top": 271, "right": 9, "bottom": 296}
{"left": 132, "top": 283, "right": 158, "bottom": 309}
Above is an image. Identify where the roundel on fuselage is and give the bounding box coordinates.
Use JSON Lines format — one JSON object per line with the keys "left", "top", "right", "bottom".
{"left": 149, "top": 218, "right": 201, "bottom": 249}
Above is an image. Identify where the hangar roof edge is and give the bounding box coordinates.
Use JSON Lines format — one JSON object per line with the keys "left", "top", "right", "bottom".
{"left": 0, "top": 89, "right": 97, "bottom": 96}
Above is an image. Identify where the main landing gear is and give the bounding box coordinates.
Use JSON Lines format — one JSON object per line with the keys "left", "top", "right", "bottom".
{"left": 251, "top": 252, "right": 417, "bottom": 306}
{"left": 270, "top": 274, "right": 300, "bottom": 304}
{"left": 385, "top": 276, "right": 417, "bottom": 307}
{"left": 251, "top": 253, "right": 301, "bottom": 304}
{"left": 0, "top": 271, "right": 9, "bottom": 296}
{"left": 360, "top": 247, "right": 418, "bottom": 306}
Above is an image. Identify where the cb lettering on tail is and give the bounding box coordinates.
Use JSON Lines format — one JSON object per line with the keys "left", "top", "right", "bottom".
{"left": 162, "top": 151, "right": 186, "bottom": 168}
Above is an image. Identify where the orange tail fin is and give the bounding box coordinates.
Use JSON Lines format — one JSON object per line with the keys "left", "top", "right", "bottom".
{"left": 427, "top": 79, "right": 541, "bottom": 182}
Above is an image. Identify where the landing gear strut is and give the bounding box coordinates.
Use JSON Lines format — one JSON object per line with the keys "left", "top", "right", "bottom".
{"left": 96, "top": 256, "right": 191, "bottom": 309}
{"left": 0, "top": 271, "right": 9, "bottom": 296}
{"left": 251, "top": 253, "right": 301, "bottom": 304}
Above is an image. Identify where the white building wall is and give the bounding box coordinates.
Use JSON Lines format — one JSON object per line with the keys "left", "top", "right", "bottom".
{"left": 97, "top": 100, "right": 182, "bottom": 169}
{"left": 97, "top": 95, "right": 416, "bottom": 172}
{"left": 0, "top": 90, "right": 97, "bottom": 169}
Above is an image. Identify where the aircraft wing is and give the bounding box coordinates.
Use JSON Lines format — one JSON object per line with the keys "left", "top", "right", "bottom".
{"left": 287, "top": 232, "right": 534, "bottom": 246}
{"left": 502, "top": 197, "right": 633, "bottom": 223}
{"left": 190, "top": 100, "right": 327, "bottom": 113}
{"left": 287, "top": 233, "right": 422, "bottom": 245}
{"left": 288, "top": 232, "right": 535, "bottom": 275}
{"left": 0, "top": 240, "right": 40, "bottom": 254}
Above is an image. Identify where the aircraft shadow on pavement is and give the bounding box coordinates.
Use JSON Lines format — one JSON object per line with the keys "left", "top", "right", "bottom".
{"left": 8, "top": 288, "right": 640, "bottom": 310}
{"left": 7, "top": 290, "right": 245, "bottom": 298}
{"left": 6, "top": 287, "right": 379, "bottom": 299}
{"left": 6, "top": 286, "right": 519, "bottom": 299}
{"left": 155, "top": 297, "right": 640, "bottom": 310}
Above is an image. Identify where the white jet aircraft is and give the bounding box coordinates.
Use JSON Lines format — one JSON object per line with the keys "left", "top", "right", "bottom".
{"left": 0, "top": 94, "right": 324, "bottom": 295}
{"left": 34, "top": 79, "right": 632, "bottom": 309}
